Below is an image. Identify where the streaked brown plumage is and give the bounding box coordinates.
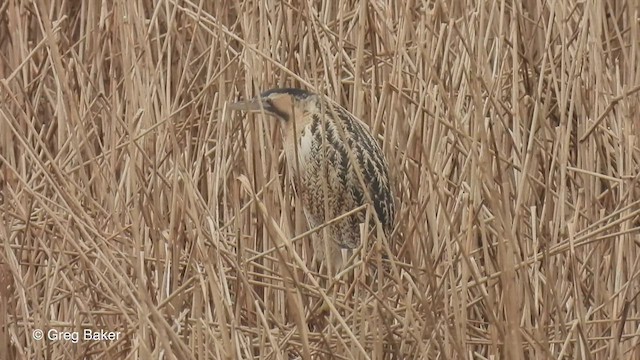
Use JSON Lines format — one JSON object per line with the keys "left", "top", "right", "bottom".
{"left": 229, "top": 88, "right": 395, "bottom": 272}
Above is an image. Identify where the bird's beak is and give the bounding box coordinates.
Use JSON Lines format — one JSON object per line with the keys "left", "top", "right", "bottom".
{"left": 227, "top": 99, "right": 264, "bottom": 112}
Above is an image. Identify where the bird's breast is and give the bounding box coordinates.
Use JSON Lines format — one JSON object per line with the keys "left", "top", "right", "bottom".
{"left": 283, "top": 121, "right": 314, "bottom": 175}
{"left": 281, "top": 120, "right": 316, "bottom": 206}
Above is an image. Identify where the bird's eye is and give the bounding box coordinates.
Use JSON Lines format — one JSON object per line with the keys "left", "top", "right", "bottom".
{"left": 265, "top": 99, "right": 274, "bottom": 110}
{"left": 262, "top": 98, "right": 289, "bottom": 121}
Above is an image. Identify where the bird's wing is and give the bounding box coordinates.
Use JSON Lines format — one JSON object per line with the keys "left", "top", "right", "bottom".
{"left": 301, "top": 108, "right": 395, "bottom": 239}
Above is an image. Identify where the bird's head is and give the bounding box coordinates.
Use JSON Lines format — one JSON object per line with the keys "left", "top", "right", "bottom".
{"left": 228, "top": 88, "right": 315, "bottom": 122}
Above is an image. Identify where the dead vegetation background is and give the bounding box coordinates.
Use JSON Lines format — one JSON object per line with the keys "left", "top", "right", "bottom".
{"left": 1, "top": 0, "right": 639, "bottom": 359}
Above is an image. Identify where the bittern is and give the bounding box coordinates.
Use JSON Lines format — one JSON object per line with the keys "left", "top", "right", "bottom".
{"left": 229, "top": 88, "right": 395, "bottom": 273}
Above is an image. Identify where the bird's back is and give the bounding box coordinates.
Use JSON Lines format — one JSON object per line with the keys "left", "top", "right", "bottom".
{"left": 287, "top": 97, "right": 395, "bottom": 250}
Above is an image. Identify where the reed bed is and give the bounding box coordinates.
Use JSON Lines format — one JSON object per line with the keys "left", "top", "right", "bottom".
{"left": 1, "top": 0, "right": 639, "bottom": 358}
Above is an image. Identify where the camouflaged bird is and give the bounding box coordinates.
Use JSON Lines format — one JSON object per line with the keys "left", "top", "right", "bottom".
{"left": 229, "top": 88, "right": 395, "bottom": 272}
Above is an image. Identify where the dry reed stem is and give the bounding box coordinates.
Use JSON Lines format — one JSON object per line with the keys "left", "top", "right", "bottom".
{"left": 1, "top": 0, "right": 639, "bottom": 359}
